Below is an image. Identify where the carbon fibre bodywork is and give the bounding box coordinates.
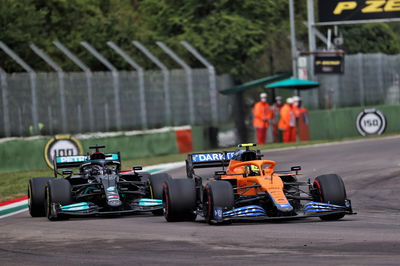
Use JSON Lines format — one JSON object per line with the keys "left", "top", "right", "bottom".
{"left": 170, "top": 144, "right": 355, "bottom": 224}
{"left": 29, "top": 145, "right": 168, "bottom": 220}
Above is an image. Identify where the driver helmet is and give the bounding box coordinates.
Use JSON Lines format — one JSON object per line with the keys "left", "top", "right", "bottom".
{"left": 90, "top": 152, "right": 106, "bottom": 160}
{"left": 244, "top": 165, "right": 260, "bottom": 177}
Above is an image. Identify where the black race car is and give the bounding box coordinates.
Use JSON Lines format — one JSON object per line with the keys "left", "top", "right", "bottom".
{"left": 28, "top": 145, "right": 171, "bottom": 221}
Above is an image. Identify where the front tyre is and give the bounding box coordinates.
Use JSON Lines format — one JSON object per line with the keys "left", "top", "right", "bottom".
{"left": 148, "top": 173, "right": 172, "bottom": 215}
{"left": 28, "top": 177, "right": 54, "bottom": 217}
{"left": 313, "top": 174, "right": 347, "bottom": 221}
{"left": 163, "top": 179, "right": 197, "bottom": 222}
{"left": 204, "top": 181, "right": 234, "bottom": 225}
{"left": 45, "top": 179, "right": 73, "bottom": 221}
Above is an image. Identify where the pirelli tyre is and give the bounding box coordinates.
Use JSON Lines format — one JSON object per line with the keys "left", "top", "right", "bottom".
{"left": 163, "top": 179, "right": 197, "bottom": 222}
{"left": 148, "top": 173, "right": 172, "bottom": 215}
{"left": 313, "top": 174, "right": 347, "bottom": 221}
{"left": 28, "top": 177, "right": 54, "bottom": 217}
{"left": 204, "top": 181, "right": 234, "bottom": 225}
{"left": 45, "top": 178, "right": 73, "bottom": 221}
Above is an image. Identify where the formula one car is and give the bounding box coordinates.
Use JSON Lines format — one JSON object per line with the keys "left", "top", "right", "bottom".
{"left": 163, "top": 144, "right": 354, "bottom": 224}
{"left": 28, "top": 145, "right": 171, "bottom": 221}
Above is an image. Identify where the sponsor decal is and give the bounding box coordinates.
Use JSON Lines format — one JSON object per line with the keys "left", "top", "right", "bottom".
{"left": 138, "top": 198, "right": 163, "bottom": 206}
{"left": 191, "top": 152, "right": 234, "bottom": 162}
{"left": 44, "top": 135, "right": 83, "bottom": 169}
{"left": 213, "top": 207, "right": 223, "bottom": 221}
{"left": 318, "top": 0, "right": 400, "bottom": 24}
{"left": 314, "top": 55, "right": 344, "bottom": 74}
{"left": 107, "top": 154, "right": 119, "bottom": 161}
{"left": 356, "top": 109, "right": 387, "bottom": 136}
{"left": 223, "top": 205, "right": 266, "bottom": 217}
{"left": 56, "top": 156, "right": 86, "bottom": 163}
{"left": 278, "top": 203, "right": 293, "bottom": 209}
{"left": 107, "top": 186, "right": 116, "bottom": 192}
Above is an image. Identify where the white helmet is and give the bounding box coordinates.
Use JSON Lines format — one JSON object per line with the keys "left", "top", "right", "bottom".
{"left": 286, "top": 97, "right": 294, "bottom": 104}
{"left": 292, "top": 96, "right": 301, "bottom": 102}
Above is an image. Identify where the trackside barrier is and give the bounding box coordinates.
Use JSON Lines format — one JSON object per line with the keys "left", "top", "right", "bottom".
{"left": 309, "top": 104, "right": 400, "bottom": 140}
{"left": 0, "top": 125, "right": 219, "bottom": 173}
{"left": 0, "top": 128, "right": 186, "bottom": 173}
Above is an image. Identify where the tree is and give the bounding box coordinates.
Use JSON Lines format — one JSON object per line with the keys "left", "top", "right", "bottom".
{"left": 0, "top": 0, "right": 46, "bottom": 72}
{"left": 341, "top": 23, "right": 400, "bottom": 54}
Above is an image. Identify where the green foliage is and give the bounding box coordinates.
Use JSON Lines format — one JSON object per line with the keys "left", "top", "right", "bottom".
{"left": 0, "top": 0, "right": 46, "bottom": 71}
{"left": 341, "top": 23, "right": 400, "bottom": 54}
{"left": 1, "top": 0, "right": 400, "bottom": 82}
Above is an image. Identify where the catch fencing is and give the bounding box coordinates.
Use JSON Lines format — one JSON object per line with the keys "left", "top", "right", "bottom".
{"left": 301, "top": 53, "right": 400, "bottom": 110}
{"left": 0, "top": 69, "right": 234, "bottom": 137}
{"left": 0, "top": 40, "right": 234, "bottom": 137}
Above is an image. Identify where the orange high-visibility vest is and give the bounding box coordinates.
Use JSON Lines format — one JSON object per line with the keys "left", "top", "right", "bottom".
{"left": 278, "top": 104, "right": 295, "bottom": 131}
{"left": 292, "top": 105, "right": 301, "bottom": 118}
{"left": 298, "top": 107, "right": 309, "bottom": 141}
{"left": 253, "top": 101, "right": 272, "bottom": 128}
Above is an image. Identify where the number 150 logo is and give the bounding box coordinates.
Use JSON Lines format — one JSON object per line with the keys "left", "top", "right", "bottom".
{"left": 356, "top": 109, "right": 387, "bottom": 136}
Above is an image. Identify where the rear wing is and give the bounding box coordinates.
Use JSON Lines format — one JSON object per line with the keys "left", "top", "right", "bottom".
{"left": 186, "top": 151, "right": 235, "bottom": 178}
{"left": 54, "top": 153, "right": 121, "bottom": 170}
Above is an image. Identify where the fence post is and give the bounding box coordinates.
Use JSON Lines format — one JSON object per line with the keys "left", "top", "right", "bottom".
{"left": 53, "top": 41, "right": 95, "bottom": 132}
{"left": 156, "top": 41, "right": 195, "bottom": 125}
{"left": 0, "top": 67, "right": 11, "bottom": 137}
{"left": 377, "top": 53, "right": 384, "bottom": 104}
{"left": 47, "top": 106, "right": 53, "bottom": 135}
{"left": 180, "top": 41, "right": 218, "bottom": 125}
{"left": 81, "top": 41, "right": 122, "bottom": 131}
{"left": 132, "top": 41, "right": 172, "bottom": 126}
{"left": 107, "top": 42, "right": 148, "bottom": 129}
{"left": 0, "top": 41, "right": 39, "bottom": 135}
{"left": 357, "top": 53, "right": 365, "bottom": 107}
{"left": 30, "top": 43, "right": 67, "bottom": 133}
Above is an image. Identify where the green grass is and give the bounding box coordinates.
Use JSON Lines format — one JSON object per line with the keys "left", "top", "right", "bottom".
{"left": 0, "top": 134, "right": 397, "bottom": 202}
{"left": 0, "top": 169, "right": 53, "bottom": 202}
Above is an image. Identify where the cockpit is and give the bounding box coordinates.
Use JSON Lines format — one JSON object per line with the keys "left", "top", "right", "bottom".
{"left": 232, "top": 149, "right": 258, "bottom": 161}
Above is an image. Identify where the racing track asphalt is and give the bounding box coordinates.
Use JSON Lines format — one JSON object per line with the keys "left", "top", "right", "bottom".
{"left": 1, "top": 136, "right": 400, "bottom": 265}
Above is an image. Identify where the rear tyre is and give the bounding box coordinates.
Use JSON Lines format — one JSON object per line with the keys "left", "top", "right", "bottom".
{"left": 148, "top": 173, "right": 172, "bottom": 215}
{"left": 163, "top": 179, "right": 197, "bottom": 222}
{"left": 28, "top": 177, "right": 54, "bottom": 217}
{"left": 204, "top": 181, "right": 234, "bottom": 225}
{"left": 313, "top": 174, "right": 347, "bottom": 221}
{"left": 45, "top": 179, "right": 73, "bottom": 221}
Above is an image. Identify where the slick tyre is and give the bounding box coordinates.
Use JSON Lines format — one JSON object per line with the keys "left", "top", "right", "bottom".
{"left": 313, "top": 174, "right": 347, "bottom": 221}
{"left": 148, "top": 173, "right": 172, "bottom": 215}
{"left": 163, "top": 179, "right": 197, "bottom": 222}
{"left": 28, "top": 177, "right": 54, "bottom": 217}
{"left": 45, "top": 179, "right": 73, "bottom": 221}
{"left": 204, "top": 181, "right": 234, "bottom": 225}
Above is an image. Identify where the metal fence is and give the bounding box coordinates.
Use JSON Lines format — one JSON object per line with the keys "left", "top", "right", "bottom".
{"left": 0, "top": 69, "right": 234, "bottom": 137}
{"left": 0, "top": 40, "right": 235, "bottom": 137}
{"left": 301, "top": 53, "right": 400, "bottom": 110}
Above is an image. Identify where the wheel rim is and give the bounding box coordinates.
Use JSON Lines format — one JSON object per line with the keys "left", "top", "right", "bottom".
{"left": 313, "top": 180, "right": 324, "bottom": 202}
{"left": 163, "top": 184, "right": 170, "bottom": 219}
{"left": 148, "top": 180, "right": 154, "bottom": 199}
{"left": 45, "top": 186, "right": 51, "bottom": 218}
{"left": 28, "top": 183, "right": 32, "bottom": 213}
{"left": 205, "top": 186, "right": 213, "bottom": 222}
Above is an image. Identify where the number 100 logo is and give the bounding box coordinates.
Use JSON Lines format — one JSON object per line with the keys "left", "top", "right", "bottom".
{"left": 44, "top": 135, "right": 83, "bottom": 169}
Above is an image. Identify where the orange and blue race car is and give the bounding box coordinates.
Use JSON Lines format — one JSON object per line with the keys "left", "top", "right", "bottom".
{"left": 163, "top": 143, "right": 355, "bottom": 224}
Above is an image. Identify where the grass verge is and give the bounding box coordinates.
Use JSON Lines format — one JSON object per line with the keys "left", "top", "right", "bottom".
{"left": 0, "top": 134, "right": 397, "bottom": 202}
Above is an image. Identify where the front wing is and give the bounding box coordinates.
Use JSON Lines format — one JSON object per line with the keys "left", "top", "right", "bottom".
{"left": 52, "top": 198, "right": 162, "bottom": 217}
{"left": 210, "top": 201, "right": 355, "bottom": 223}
